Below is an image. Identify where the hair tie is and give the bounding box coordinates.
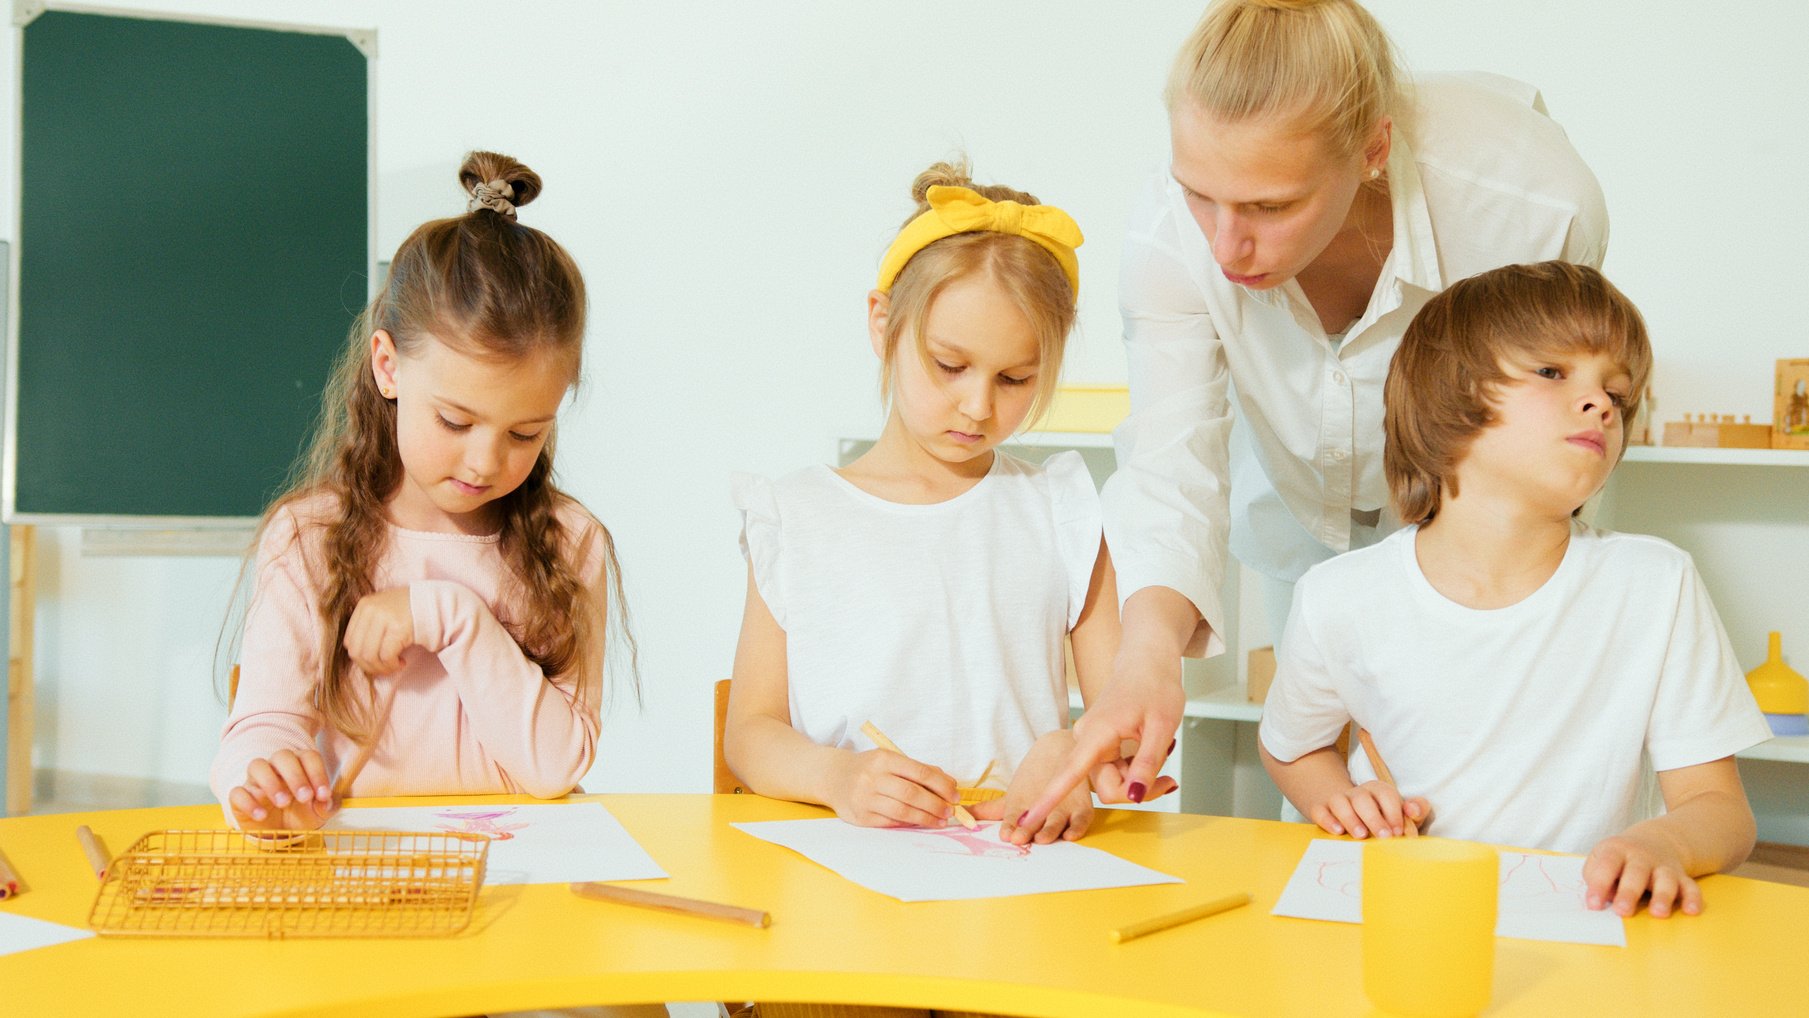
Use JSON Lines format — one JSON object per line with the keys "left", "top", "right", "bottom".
{"left": 877, "top": 185, "right": 1083, "bottom": 299}
{"left": 468, "top": 178, "right": 517, "bottom": 219}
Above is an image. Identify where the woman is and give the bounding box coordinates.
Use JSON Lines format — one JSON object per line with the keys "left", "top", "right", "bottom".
{"left": 1026, "top": 0, "right": 1606, "bottom": 823}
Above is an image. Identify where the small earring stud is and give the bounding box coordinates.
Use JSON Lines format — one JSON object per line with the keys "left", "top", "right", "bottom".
{"left": 1368, "top": 167, "right": 1381, "bottom": 181}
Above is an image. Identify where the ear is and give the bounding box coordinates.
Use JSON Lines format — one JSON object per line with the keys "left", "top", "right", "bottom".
{"left": 370, "top": 329, "right": 400, "bottom": 399}
{"left": 866, "top": 289, "right": 891, "bottom": 360}
{"left": 1364, "top": 117, "right": 1393, "bottom": 177}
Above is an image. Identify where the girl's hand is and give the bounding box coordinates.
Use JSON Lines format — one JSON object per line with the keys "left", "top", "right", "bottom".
{"left": 989, "top": 731, "right": 1095, "bottom": 846}
{"left": 824, "top": 748, "right": 960, "bottom": 828}
{"left": 1018, "top": 637, "right": 1185, "bottom": 830}
{"left": 1584, "top": 831, "right": 1701, "bottom": 918}
{"left": 227, "top": 748, "right": 336, "bottom": 832}
{"left": 344, "top": 587, "right": 415, "bottom": 676}
{"left": 1089, "top": 756, "right": 1178, "bottom": 807}
{"left": 1312, "top": 780, "right": 1429, "bottom": 840}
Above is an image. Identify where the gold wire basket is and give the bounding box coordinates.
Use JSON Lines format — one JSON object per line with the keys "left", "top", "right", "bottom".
{"left": 89, "top": 829, "right": 489, "bottom": 939}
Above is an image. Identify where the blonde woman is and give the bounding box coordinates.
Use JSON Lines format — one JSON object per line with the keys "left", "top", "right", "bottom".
{"left": 1028, "top": 0, "right": 1607, "bottom": 820}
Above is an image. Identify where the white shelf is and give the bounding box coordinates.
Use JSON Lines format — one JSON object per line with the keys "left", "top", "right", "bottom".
{"left": 1068, "top": 685, "right": 1264, "bottom": 723}
{"left": 1741, "top": 735, "right": 1809, "bottom": 764}
{"left": 1006, "top": 431, "right": 1114, "bottom": 449}
{"left": 1072, "top": 687, "right": 1808, "bottom": 764}
{"left": 1622, "top": 445, "right": 1809, "bottom": 466}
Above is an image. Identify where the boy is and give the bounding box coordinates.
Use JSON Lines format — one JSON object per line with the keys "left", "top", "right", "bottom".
{"left": 1258, "top": 261, "right": 1770, "bottom": 919}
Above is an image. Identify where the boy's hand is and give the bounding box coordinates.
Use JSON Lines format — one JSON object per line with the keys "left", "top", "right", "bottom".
{"left": 1584, "top": 831, "right": 1701, "bottom": 918}
{"left": 227, "top": 748, "right": 337, "bottom": 832}
{"left": 824, "top": 749, "right": 960, "bottom": 829}
{"left": 988, "top": 731, "right": 1095, "bottom": 846}
{"left": 344, "top": 587, "right": 415, "bottom": 676}
{"left": 1312, "top": 780, "right": 1430, "bottom": 839}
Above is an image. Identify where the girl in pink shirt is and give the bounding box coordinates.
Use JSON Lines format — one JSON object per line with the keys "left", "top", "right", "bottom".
{"left": 211, "top": 151, "right": 633, "bottom": 832}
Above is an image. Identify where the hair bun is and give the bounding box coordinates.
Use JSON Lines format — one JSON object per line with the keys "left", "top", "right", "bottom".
{"left": 909, "top": 160, "right": 976, "bottom": 205}
{"left": 459, "top": 151, "right": 544, "bottom": 215}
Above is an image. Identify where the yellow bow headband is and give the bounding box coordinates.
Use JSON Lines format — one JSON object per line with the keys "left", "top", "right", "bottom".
{"left": 876, "top": 185, "right": 1084, "bottom": 299}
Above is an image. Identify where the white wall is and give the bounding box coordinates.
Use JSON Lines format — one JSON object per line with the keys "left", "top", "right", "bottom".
{"left": 6, "top": 3, "right": 1808, "bottom": 813}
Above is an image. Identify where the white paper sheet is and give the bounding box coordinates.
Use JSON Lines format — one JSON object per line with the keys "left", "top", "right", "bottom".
{"left": 328, "top": 802, "right": 667, "bottom": 886}
{"left": 1270, "top": 838, "right": 1626, "bottom": 947}
{"left": 732, "top": 818, "right": 1182, "bottom": 902}
{"left": 0, "top": 911, "right": 94, "bottom": 957}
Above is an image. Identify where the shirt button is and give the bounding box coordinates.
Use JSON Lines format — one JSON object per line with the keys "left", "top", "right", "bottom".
{"left": 1330, "top": 448, "right": 1347, "bottom": 462}
{"left": 1331, "top": 371, "right": 1347, "bottom": 385}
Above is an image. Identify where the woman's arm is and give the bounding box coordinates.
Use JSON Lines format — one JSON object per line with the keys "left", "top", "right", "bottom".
{"left": 724, "top": 566, "right": 959, "bottom": 827}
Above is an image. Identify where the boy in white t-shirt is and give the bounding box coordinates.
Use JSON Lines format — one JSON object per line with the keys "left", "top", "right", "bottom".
{"left": 1259, "top": 261, "right": 1770, "bottom": 920}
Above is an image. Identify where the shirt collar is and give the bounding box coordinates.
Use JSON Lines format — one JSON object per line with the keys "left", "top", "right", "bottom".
{"left": 1384, "top": 131, "right": 1441, "bottom": 294}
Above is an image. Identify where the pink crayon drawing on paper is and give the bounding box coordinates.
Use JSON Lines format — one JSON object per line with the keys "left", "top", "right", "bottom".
{"left": 914, "top": 823, "right": 1031, "bottom": 861}
{"left": 434, "top": 807, "right": 531, "bottom": 841}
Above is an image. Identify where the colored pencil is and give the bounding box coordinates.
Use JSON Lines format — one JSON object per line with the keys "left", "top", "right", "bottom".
{"left": 75, "top": 825, "right": 109, "bottom": 880}
{"left": 1357, "top": 728, "right": 1419, "bottom": 837}
{"left": 859, "top": 721, "right": 977, "bottom": 829}
{"left": 570, "top": 881, "right": 771, "bottom": 928}
{"left": 1111, "top": 892, "right": 1251, "bottom": 943}
{"left": 332, "top": 686, "right": 398, "bottom": 800}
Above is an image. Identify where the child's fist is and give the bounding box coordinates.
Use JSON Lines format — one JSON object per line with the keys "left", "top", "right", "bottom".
{"left": 1312, "top": 780, "right": 1429, "bottom": 839}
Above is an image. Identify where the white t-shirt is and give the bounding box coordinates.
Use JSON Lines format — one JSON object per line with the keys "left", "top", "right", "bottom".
{"left": 733, "top": 450, "right": 1102, "bottom": 789}
{"left": 1258, "top": 522, "right": 1771, "bottom": 855}
{"left": 1106, "top": 73, "right": 1608, "bottom": 658}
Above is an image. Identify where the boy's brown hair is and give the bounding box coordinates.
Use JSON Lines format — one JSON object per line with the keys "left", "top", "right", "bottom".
{"left": 1384, "top": 261, "right": 1652, "bottom": 524}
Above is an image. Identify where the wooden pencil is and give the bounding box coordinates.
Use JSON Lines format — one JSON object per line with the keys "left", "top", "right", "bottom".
{"left": 331, "top": 686, "right": 398, "bottom": 801}
{"left": 859, "top": 721, "right": 977, "bottom": 829}
{"left": 75, "top": 825, "right": 109, "bottom": 880}
{"left": 1110, "top": 891, "right": 1251, "bottom": 943}
{"left": 1356, "top": 728, "right": 1419, "bottom": 837}
{"left": 570, "top": 881, "right": 771, "bottom": 928}
{"left": 0, "top": 843, "right": 20, "bottom": 898}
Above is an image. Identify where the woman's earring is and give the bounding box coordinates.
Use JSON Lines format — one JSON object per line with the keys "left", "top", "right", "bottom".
{"left": 381, "top": 386, "right": 395, "bottom": 399}
{"left": 1368, "top": 167, "right": 1382, "bottom": 181}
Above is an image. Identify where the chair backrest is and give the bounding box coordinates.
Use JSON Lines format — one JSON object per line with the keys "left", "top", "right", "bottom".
{"left": 712, "top": 679, "right": 745, "bottom": 794}
{"left": 228, "top": 664, "right": 241, "bottom": 710}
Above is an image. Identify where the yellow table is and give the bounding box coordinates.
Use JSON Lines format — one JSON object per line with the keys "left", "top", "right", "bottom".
{"left": 1, "top": 794, "right": 1805, "bottom": 1017}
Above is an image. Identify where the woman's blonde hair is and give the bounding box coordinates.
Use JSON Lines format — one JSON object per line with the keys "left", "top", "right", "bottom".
{"left": 236, "top": 150, "right": 634, "bottom": 739}
{"left": 1384, "top": 261, "right": 1653, "bottom": 524}
{"left": 878, "top": 160, "right": 1076, "bottom": 428}
{"left": 1165, "top": 0, "right": 1406, "bottom": 161}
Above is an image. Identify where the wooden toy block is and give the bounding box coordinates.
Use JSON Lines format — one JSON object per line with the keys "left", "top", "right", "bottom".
{"left": 1777, "top": 359, "right": 1809, "bottom": 450}
{"left": 1662, "top": 413, "right": 1773, "bottom": 449}
{"left": 1247, "top": 645, "right": 1276, "bottom": 703}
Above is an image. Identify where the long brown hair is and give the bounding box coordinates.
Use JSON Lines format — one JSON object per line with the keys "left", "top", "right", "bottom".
{"left": 239, "top": 151, "right": 634, "bottom": 739}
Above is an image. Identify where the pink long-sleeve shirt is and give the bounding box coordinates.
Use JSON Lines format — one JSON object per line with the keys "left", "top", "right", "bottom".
{"left": 210, "top": 493, "right": 607, "bottom": 814}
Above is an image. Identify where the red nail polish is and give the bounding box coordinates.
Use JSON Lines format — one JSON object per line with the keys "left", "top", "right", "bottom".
{"left": 1016, "top": 811, "right": 1029, "bottom": 827}
{"left": 1128, "top": 782, "right": 1146, "bottom": 803}
{"left": 1167, "top": 739, "right": 1176, "bottom": 755}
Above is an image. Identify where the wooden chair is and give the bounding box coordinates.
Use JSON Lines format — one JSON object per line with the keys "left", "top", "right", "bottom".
{"left": 713, "top": 679, "right": 745, "bottom": 794}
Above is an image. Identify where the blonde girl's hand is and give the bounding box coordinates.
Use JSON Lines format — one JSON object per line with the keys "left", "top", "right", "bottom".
{"left": 343, "top": 587, "right": 416, "bottom": 676}
{"left": 823, "top": 748, "right": 961, "bottom": 828}
{"left": 1019, "top": 637, "right": 1185, "bottom": 831}
{"left": 1089, "top": 755, "right": 1178, "bottom": 807}
{"left": 1313, "top": 780, "right": 1430, "bottom": 840}
{"left": 1583, "top": 831, "right": 1701, "bottom": 919}
{"left": 227, "top": 748, "right": 336, "bottom": 832}
{"left": 988, "top": 731, "right": 1097, "bottom": 846}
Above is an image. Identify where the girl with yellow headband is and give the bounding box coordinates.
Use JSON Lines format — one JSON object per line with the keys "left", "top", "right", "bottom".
{"left": 724, "top": 161, "right": 1172, "bottom": 914}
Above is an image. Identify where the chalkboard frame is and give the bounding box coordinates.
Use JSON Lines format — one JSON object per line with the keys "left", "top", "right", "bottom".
{"left": 4, "top": 1, "right": 375, "bottom": 527}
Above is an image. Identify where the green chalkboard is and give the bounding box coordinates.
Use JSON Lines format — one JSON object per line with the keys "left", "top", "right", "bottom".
{"left": 11, "top": 9, "right": 369, "bottom": 521}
